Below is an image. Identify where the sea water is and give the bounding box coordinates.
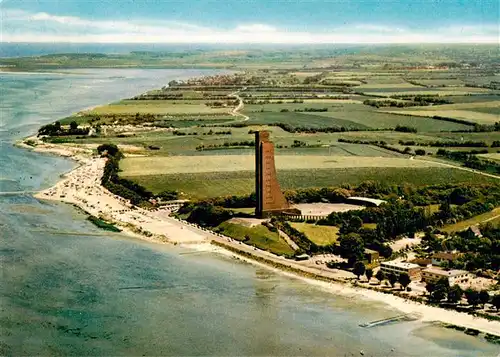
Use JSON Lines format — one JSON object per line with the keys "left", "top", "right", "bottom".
{"left": 1, "top": 69, "right": 498, "bottom": 356}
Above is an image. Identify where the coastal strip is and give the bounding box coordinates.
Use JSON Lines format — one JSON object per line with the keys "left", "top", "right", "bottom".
{"left": 26, "top": 140, "right": 500, "bottom": 338}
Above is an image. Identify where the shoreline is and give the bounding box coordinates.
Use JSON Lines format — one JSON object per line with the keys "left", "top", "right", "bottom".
{"left": 22, "top": 139, "right": 500, "bottom": 338}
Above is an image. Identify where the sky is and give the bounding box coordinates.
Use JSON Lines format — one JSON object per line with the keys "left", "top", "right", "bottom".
{"left": 1, "top": 0, "right": 499, "bottom": 43}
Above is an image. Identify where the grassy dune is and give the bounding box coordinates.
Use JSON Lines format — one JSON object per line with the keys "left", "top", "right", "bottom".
{"left": 290, "top": 223, "right": 339, "bottom": 246}
{"left": 217, "top": 222, "right": 294, "bottom": 256}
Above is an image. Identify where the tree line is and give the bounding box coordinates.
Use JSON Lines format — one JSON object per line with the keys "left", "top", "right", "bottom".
{"left": 98, "top": 144, "right": 178, "bottom": 206}
{"left": 399, "top": 140, "right": 490, "bottom": 148}
{"left": 279, "top": 107, "right": 329, "bottom": 112}
{"left": 436, "top": 149, "right": 500, "bottom": 173}
{"left": 38, "top": 121, "right": 89, "bottom": 137}
{"left": 363, "top": 97, "right": 452, "bottom": 108}
{"left": 195, "top": 140, "right": 255, "bottom": 151}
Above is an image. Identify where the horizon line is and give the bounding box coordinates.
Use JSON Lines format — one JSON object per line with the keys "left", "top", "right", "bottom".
{"left": 2, "top": 41, "right": 499, "bottom": 46}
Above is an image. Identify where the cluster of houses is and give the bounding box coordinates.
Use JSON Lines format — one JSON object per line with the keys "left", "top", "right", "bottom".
{"left": 373, "top": 251, "right": 473, "bottom": 287}
{"left": 178, "top": 74, "right": 245, "bottom": 86}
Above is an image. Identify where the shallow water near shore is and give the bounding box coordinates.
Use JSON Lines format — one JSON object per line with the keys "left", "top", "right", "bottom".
{"left": 1, "top": 70, "right": 499, "bottom": 356}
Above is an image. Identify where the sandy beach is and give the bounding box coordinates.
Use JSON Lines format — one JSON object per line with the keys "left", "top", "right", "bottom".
{"left": 29, "top": 141, "right": 500, "bottom": 337}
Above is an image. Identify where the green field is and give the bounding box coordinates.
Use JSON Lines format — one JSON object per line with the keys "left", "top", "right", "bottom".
{"left": 441, "top": 95, "right": 500, "bottom": 104}
{"left": 463, "top": 107, "right": 500, "bottom": 115}
{"left": 57, "top": 125, "right": 441, "bottom": 156}
{"left": 243, "top": 110, "right": 370, "bottom": 130}
{"left": 122, "top": 167, "right": 498, "bottom": 199}
{"left": 217, "top": 221, "right": 294, "bottom": 256}
{"left": 361, "top": 87, "right": 492, "bottom": 96}
{"left": 119, "top": 155, "right": 439, "bottom": 176}
{"left": 310, "top": 110, "right": 470, "bottom": 131}
{"left": 243, "top": 103, "right": 471, "bottom": 131}
{"left": 382, "top": 101, "right": 500, "bottom": 125}
{"left": 478, "top": 153, "right": 500, "bottom": 162}
{"left": 289, "top": 222, "right": 339, "bottom": 246}
{"left": 411, "top": 79, "right": 465, "bottom": 87}
{"left": 245, "top": 103, "right": 469, "bottom": 132}
{"left": 385, "top": 110, "right": 498, "bottom": 125}
{"left": 431, "top": 132, "right": 500, "bottom": 145}
{"left": 89, "top": 100, "right": 232, "bottom": 115}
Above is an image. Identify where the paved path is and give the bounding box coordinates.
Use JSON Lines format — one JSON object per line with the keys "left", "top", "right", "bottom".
{"left": 229, "top": 87, "right": 249, "bottom": 121}
{"left": 416, "top": 157, "right": 500, "bottom": 180}
{"left": 278, "top": 229, "right": 300, "bottom": 250}
{"left": 482, "top": 214, "right": 500, "bottom": 223}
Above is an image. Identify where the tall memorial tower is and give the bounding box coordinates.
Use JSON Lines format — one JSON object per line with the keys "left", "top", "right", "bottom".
{"left": 255, "top": 131, "right": 298, "bottom": 218}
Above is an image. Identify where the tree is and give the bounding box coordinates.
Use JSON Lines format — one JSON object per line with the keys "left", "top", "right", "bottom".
{"left": 429, "top": 277, "right": 450, "bottom": 303}
{"left": 447, "top": 285, "right": 463, "bottom": 304}
{"left": 375, "top": 270, "right": 385, "bottom": 284}
{"left": 353, "top": 261, "right": 366, "bottom": 280}
{"left": 430, "top": 288, "right": 446, "bottom": 302}
{"left": 388, "top": 273, "right": 398, "bottom": 288}
{"left": 478, "top": 290, "right": 490, "bottom": 308}
{"left": 435, "top": 277, "right": 450, "bottom": 292}
{"left": 338, "top": 233, "right": 365, "bottom": 265}
{"left": 157, "top": 190, "right": 179, "bottom": 201}
{"left": 348, "top": 216, "right": 363, "bottom": 232}
{"left": 465, "top": 288, "right": 480, "bottom": 308}
{"left": 70, "top": 121, "right": 78, "bottom": 131}
{"left": 187, "top": 203, "right": 232, "bottom": 227}
{"left": 492, "top": 294, "right": 500, "bottom": 311}
{"left": 438, "top": 200, "right": 453, "bottom": 221}
{"left": 425, "top": 282, "right": 436, "bottom": 296}
{"left": 422, "top": 231, "right": 440, "bottom": 251}
{"left": 97, "top": 143, "right": 120, "bottom": 157}
{"left": 398, "top": 272, "right": 411, "bottom": 290}
{"left": 365, "top": 268, "right": 373, "bottom": 282}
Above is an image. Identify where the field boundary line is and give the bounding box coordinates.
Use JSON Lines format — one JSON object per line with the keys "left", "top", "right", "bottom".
{"left": 416, "top": 158, "right": 500, "bottom": 180}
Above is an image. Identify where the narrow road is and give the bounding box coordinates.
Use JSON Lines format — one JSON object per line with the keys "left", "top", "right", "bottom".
{"left": 278, "top": 229, "right": 300, "bottom": 250}
{"left": 415, "top": 157, "right": 500, "bottom": 180}
{"left": 228, "top": 87, "right": 249, "bottom": 121}
{"left": 481, "top": 214, "right": 500, "bottom": 224}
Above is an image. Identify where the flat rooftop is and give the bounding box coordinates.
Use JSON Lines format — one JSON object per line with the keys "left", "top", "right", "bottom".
{"left": 293, "top": 203, "right": 364, "bottom": 216}
{"left": 347, "top": 197, "right": 386, "bottom": 206}
{"left": 381, "top": 261, "right": 421, "bottom": 269}
{"left": 422, "top": 267, "right": 470, "bottom": 277}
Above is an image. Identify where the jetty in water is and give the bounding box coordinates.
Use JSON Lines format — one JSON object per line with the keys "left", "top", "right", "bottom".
{"left": 359, "top": 313, "right": 422, "bottom": 328}
{"left": 0, "top": 190, "right": 39, "bottom": 196}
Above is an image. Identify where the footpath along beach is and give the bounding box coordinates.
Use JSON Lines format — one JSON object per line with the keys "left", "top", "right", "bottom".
{"left": 24, "top": 139, "right": 500, "bottom": 338}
